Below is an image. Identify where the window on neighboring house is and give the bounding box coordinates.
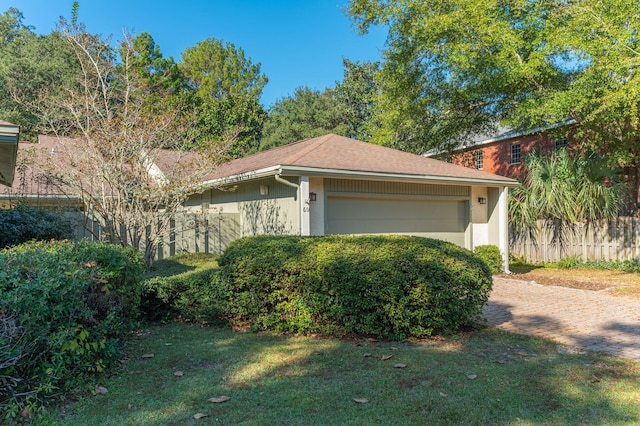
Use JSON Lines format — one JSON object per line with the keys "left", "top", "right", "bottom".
{"left": 555, "top": 136, "right": 567, "bottom": 150}
{"left": 511, "top": 143, "right": 521, "bottom": 164}
{"left": 474, "top": 150, "right": 483, "bottom": 169}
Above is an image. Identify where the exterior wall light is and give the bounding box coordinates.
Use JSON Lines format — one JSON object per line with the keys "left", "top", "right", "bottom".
{"left": 260, "top": 185, "right": 269, "bottom": 195}
{"left": 478, "top": 197, "right": 487, "bottom": 205}
{"left": 309, "top": 192, "right": 317, "bottom": 202}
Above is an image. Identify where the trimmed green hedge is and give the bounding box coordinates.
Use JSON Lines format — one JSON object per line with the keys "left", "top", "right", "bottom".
{"left": 142, "top": 253, "right": 222, "bottom": 323}
{"left": 0, "top": 206, "right": 73, "bottom": 249}
{"left": 0, "top": 240, "right": 144, "bottom": 418}
{"left": 474, "top": 245, "right": 503, "bottom": 274}
{"left": 217, "top": 235, "right": 493, "bottom": 339}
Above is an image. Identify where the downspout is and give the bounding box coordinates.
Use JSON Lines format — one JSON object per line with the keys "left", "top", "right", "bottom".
{"left": 275, "top": 172, "right": 302, "bottom": 235}
{"left": 275, "top": 172, "right": 300, "bottom": 191}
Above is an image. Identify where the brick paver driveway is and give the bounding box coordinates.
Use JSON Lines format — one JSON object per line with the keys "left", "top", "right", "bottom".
{"left": 483, "top": 277, "right": 640, "bottom": 361}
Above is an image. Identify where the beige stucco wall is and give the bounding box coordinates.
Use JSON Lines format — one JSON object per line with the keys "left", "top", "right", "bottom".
{"left": 471, "top": 185, "right": 489, "bottom": 248}
{"left": 204, "top": 176, "right": 300, "bottom": 237}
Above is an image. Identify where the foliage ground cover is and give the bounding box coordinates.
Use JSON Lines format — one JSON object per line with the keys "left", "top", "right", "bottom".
{"left": 0, "top": 240, "right": 144, "bottom": 419}
{"left": 38, "top": 323, "right": 640, "bottom": 425}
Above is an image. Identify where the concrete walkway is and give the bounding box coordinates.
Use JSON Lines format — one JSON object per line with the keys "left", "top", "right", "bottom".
{"left": 482, "top": 277, "right": 640, "bottom": 361}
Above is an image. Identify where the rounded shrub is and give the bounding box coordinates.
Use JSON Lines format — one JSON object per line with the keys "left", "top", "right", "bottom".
{"left": 0, "top": 205, "right": 74, "bottom": 249}
{"left": 217, "top": 235, "right": 493, "bottom": 340}
{"left": 0, "top": 239, "right": 144, "bottom": 417}
{"left": 473, "top": 245, "right": 503, "bottom": 274}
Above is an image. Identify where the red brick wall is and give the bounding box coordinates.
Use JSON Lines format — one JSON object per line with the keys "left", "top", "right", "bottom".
{"left": 452, "top": 134, "right": 558, "bottom": 181}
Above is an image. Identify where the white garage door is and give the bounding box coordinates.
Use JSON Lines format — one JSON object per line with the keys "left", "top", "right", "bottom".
{"left": 326, "top": 196, "right": 468, "bottom": 247}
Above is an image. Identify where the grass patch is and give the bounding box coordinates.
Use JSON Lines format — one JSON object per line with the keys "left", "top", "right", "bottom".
{"left": 41, "top": 323, "right": 640, "bottom": 425}
{"left": 145, "top": 253, "right": 219, "bottom": 279}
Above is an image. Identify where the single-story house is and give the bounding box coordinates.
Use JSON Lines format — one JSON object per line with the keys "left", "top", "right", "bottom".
{"left": 4, "top": 133, "right": 518, "bottom": 270}
{"left": 0, "top": 121, "right": 20, "bottom": 187}
{"left": 187, "top": 134, "right": 518, "bottom": 270}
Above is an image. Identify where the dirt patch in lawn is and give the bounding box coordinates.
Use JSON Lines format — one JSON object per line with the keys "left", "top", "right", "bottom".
{"left": 500, "top": 267, "right": 640, "bottom": 297}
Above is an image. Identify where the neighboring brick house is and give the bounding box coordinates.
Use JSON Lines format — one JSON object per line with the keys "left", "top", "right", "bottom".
{"left": 441, "top": 126, "right": 571, "bottom": 182}
{"left": 429, "top": 122, "right": 640, "bottom": 212}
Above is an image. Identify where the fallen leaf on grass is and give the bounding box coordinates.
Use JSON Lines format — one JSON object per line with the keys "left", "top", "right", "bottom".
{"left": 516, "top": 351, "right": 528, "bottom": 357}
{"left": 141, "top": 353, "right": 155, "bottom": 359}
{"left": 353, "top": 398, "right": 368, "bottom": 404}
{"left": 20, "top": 406, "right": 31, "bottom": 419}
{"left": 394, "top": 363, "right": 407, "bottom": 368}
{"left": 208, "top": 396, "right": 231, "bottom": 403}
{"left": 174, "top": 371, "right": 184, "bottom": 377}
{"left": 467, "top": 374, "right": 477, "bottom": 380}
{"left": 194, "top": 413, "right": 208, "bottom": 419}
{"left": 363, "top": 353, "right": 372, "bottom": 357}
{"left": 439, "top": 392, "right": 448, "bottom": 397}
{"left": 381, "top": 354, "right": 394, "bottom": 360}
{"left": 96, "top": 386, "right": 108, "bottom": 395}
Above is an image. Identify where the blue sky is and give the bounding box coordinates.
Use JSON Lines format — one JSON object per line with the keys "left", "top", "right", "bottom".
{"left": 8, "top": 0, "right": 387, "bottom": 107}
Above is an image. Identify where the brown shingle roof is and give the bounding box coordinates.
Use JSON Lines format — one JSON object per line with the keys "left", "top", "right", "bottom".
{"left": 204, "top": 134, "right": 518, "bottom": 185}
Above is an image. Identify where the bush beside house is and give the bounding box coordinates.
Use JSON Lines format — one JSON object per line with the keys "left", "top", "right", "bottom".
{"left": 217, "top": 235, "right": 493, "bottom": 339}
{"left": 474, "top": 245, "right": 503, "bottom": 274}
{"left": 0, "top": 240, "right": 144, "bottom": 418}
{"left": 0, "top": 206, "right": 74, "bottom": 249}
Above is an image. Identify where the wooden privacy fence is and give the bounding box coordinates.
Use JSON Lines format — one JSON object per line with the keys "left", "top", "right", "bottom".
{"left": 510, "top": 217, "right": 640, "bottom": 263}
{"left": 74, "top": 210, "right": 241, "bottom": 261}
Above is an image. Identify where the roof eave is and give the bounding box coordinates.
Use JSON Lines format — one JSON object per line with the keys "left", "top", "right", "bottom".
{"left": 200, "top": 164, "right": 519, "bottom": 189}
{"left": 425, "top": 118, "right": 578, "bottom": 157}
{"left": 280, "top": 166, "right": 519, "bottom": 187}
{"left": 199, "top": 165, "right": 282, "bottom": 190}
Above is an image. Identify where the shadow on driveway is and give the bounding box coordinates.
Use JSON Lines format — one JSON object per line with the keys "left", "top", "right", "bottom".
{"left": 482, "top": 279, "right": 640, "bottom": 361}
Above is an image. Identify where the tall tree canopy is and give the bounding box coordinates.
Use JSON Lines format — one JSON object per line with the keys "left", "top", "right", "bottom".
{"left": 179, "top": 37, "right": 267, "bottom": 157}
{"left": 0, "top": 8, "right": 79, "bottom": 139}
{"left": 334, "top": 59, "right": 380, "bottom": 142}
{"left": 259, "top": 86, "right": 347, "bottom": 151}
{"left": 348, "top": 0, "right": 640, "bottom": 164}
{"left": 260, "top": 59, "right": 380, "bottom": 150}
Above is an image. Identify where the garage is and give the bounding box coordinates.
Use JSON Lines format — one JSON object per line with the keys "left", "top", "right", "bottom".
{"left": 199, "top": 133, "right": 518, "bottom": 271}
{"left": 326, "top": 195, "right": 468, "bottom": 246}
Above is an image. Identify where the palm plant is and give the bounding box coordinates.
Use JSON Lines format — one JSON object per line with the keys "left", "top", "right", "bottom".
{"left": 509, "top": 148, "right": 624, "bottom": 247}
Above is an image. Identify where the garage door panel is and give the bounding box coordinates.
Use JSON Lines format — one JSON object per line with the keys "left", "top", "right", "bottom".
{"left": 327, "top": 197, "right": 467, "bottom": 246}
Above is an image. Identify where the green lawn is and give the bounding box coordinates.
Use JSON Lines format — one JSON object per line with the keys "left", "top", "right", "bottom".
{"left": 42, "top": 323, "right": 640, "bottom": 425}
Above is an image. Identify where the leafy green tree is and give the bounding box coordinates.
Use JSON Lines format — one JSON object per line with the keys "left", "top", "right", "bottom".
{"left": 335, "top": 59, "right": 380, "bottom": 141}
{"left": 260, "top": 59, "right": 380, "bottom": 150}
{"left": 0, "top": 8, "right": 78, "bottom": 139}
{"left": 180, "top": 37, "right": 267, "bottom": 100}
{"left": 259, "top": 87, "right": 348, "bottom": 150}
{"left": 178, "top": 38, "right": 267, "bottom": 157}
{"left": 348, "top": 0, "right": 571, "bottom": 154}
{"left": 348, "top": 0, "right": 640, "bottom": 170}
{"left": 119, "top": 31, "right": 182, "bottom": 94}
{"left": 509, "top": 149, "right": 624, "bottom": 245}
